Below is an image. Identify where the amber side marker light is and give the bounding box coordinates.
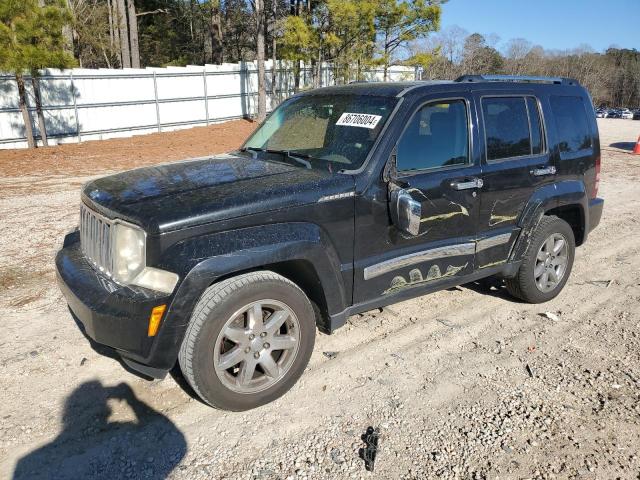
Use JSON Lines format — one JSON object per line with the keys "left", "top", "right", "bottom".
{"left": 148, "top": 305, "right": 167, "bottom": 337}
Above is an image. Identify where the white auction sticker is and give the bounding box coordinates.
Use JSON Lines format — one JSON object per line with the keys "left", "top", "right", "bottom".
{"left": 336, "top": 112, "right": 382, "bottom": 129}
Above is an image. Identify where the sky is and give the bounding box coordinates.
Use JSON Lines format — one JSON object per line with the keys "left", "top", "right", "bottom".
{"left": 440, "top": 0, "right": 640, "bottom": 52}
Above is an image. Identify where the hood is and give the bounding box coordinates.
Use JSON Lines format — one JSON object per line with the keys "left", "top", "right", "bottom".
{"left": 82, "top": 152, "right": 355, "bottom": 233}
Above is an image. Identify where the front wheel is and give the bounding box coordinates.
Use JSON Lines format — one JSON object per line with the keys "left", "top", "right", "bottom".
{"left": 506, "top": 215, "right": 575, "bottom": 303}
{"left": 178, "top": 271, "right": 316, "bottom": 411}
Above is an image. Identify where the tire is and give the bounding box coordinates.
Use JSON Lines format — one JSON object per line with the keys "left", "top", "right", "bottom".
{"left": 178, "top": 271, "right": 316, "bottom": 411}
{"left": 506, "top": 215, "right": 575, "bottom": 303}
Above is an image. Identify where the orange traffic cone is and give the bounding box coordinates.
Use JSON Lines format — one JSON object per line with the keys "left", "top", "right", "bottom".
{"left": 634, "top": 135, "right": 640, "bottom": 155}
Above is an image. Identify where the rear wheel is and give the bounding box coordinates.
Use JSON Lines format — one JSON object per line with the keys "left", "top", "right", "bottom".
{"left": 506, "top": 215, "right": 575, "bottom": 303}
{"left": 178, "top": 271, "right": 316, "bottom": 411}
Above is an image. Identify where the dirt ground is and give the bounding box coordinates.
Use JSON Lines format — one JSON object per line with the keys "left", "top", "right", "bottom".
{"left": 1, "top": 119, "right": 639, "bottom": 480}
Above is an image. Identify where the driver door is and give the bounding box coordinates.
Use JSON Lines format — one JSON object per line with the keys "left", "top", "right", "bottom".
{"left": 353, "top": 94, "right": 481, "bottom": 303}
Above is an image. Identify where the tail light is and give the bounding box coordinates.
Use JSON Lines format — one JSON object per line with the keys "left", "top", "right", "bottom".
{"left": 592, "top": 154, "right": 600, "bottom": 198}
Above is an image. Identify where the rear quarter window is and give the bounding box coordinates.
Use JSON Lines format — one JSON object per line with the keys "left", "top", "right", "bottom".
{"left": 481, "top": 97, "right": 531, "bottom": 161}
{"left": 549, "top": 96, "right": 592, "bottom": 153}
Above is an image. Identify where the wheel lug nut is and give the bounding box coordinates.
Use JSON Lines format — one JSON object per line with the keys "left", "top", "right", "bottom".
{"left": 253, "top": 352, "right": 260, "bottom": 359}
{"left": 244, "top": 347, "right": 250, "bottom": 353}
{"left": 248, "top": 334, "right": 255, "bottom": 340}
{"left": 263, "top": 343, "right": 270, "bottom": 349}
{"left": 260, "top": 332, "right": 267, "bottom": 338}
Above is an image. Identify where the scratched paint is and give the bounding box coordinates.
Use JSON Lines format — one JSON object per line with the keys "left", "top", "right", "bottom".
{"left": 479, "top": 259, "right": 507, "bottom": 269}
{"left": 383, "top": 262, "right": 468, "bottom": 294}
{"left": 488, "top": 196, "right": 520, "bottom": 227}
{"left": 489, "top": 213, "right": 518, "bottom": 226}
{"left": 421, "top": 203, "right": 469, "bottom": 223}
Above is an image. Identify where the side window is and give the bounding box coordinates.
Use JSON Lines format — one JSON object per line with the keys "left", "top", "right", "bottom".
{"left": 396, "top": 99, "right": 469, "bottom": 172}
{"left": 482, "top": 97, "right": 531, "bottom": 161}
{"left": 549, "top": 96, "right": 592, "bottom": 153}
{"left": 527, "top": 97, "right": 544, "bottom": 155}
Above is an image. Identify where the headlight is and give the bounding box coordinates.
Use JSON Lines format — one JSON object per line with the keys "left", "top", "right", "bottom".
{"left": 112, "top": 221, "right": 179, "bottom": 294}
{"left": 112, "top": 222, "right": 146, "bottom": 284}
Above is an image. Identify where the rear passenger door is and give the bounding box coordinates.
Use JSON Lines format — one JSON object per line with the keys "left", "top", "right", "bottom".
{"left": 474, "top": 92, "right": 552, "bottom": 270}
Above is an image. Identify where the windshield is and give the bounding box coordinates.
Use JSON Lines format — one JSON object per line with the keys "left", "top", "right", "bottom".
{"left": 242, "top": 94, "right": 398, "bottom": 171}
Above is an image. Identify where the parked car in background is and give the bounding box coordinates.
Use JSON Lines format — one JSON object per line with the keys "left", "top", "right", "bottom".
{"left": 633, "top": 110, "right": 640, "bottom": 120}
{"left": 621, "top": 109, "right": 634, "bottom": 119}
{"left": 596, "top": 109, "right": 606, "bottom": 118}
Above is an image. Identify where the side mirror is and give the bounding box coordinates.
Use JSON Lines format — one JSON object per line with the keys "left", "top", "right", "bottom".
{"left": 389, "top": 183, "right": 421, "bottom": 236}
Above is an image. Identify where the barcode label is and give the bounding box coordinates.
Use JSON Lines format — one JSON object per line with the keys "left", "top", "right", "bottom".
{"left": 336, "top": 112, "right": 382, "bottom": 129}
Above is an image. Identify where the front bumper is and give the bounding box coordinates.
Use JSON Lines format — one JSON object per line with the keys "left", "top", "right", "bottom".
{"left": 588, "top": 197, "right": 604, "bottom": 232}
{"left": 56, "top": 232, "right": 177, "bottom": 377}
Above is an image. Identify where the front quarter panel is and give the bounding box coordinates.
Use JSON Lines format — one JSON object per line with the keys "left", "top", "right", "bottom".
{"left": 143, "top": 222, "right": 349, "bottom": 370}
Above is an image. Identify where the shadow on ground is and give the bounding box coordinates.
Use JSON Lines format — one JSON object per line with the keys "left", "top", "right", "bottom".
{"left": 12, "top": 381, "right": 187, "bottom": 480}
{"left": 609, "top": 141, "right": 636, "bottom": 151}
{"left": 463, "top": 277, "right": 525, "bottom": 303}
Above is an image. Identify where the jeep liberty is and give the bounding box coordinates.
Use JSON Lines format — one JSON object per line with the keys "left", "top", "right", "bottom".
{"left": 56, "top": 75, "right": 604, "bottom": 410}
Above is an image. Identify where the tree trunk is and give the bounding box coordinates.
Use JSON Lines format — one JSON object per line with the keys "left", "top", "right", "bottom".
{"left": 62, "top": 0, "right": 74, "bottom": 56}
{"left": 107, "top": 0, "right": 114, "bottom": 48}
{"left": 112, "top": 0, "right": 122, "bottom": 66}
{"left": 383, "top": 31, "right": 390, "bottom": 81}
{"left": 255, "top": 0, "right": 267, "bottom": 121}
{"left": 270, "top": 0, "right": 277, "bottom": 99}
{"left": 209, "top": 1, "right": 223, "bottom": 64}
{"left": 294, "top": 61, "right": 300, "bottom": 92}
{"left": 315, "top": 48, "right": 322, "bottom": 87}
{"left": 16, "top": 74, "right": 35, "bottom": 149}
{"left": 116, "top": 0, "right": 131, "bottom": 68}
{"left": 31, "top": 76, "right": 48, "bottom": 147}
{"left": 127, "top": 0, "right": 140, "bottom": 68}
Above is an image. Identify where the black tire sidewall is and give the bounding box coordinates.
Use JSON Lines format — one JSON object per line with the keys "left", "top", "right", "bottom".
{"left": 189, "top": 277, "right": 315, "bottom": 411}
{"left": 517, "top": 216, "right": 575, "bottom": 303}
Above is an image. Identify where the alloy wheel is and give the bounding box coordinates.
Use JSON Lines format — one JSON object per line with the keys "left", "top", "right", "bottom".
{"left": 534, "top": 233, "right": 569, "bottom": 293}
{"left": 213, "top": 299, "right": 300, "bottom": 394}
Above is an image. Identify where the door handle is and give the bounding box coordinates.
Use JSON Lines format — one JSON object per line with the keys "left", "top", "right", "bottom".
{"left": 530, "top": 166, "right": 556, "bottom": 177}
{"left": 450, "top": 178, "right": 483, "bottom": 190}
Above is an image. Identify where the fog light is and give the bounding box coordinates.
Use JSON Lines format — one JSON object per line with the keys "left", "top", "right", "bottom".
{"left": 148, "top": 305, "right": 166, "bottom": 337}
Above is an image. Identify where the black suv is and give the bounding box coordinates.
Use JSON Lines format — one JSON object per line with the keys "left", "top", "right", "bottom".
{"left": 56, "top": 75, "right": 604, "bottom": 411}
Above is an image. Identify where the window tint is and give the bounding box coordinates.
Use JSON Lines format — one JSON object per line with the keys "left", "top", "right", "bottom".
{"left": 396, "top": 100, "right": 468, "bottom": 172}
{"left": 527, "top": 97, "right": 544, "bottom": 155}
{"left": 482, "top": 97, "right": 531, "bottom": 160}
{"left": 550, "top": 96, "right": 592, "bottom": 153}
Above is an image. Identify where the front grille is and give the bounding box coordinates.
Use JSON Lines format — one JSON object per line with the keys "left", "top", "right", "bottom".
{"left": 80, "top": 204, "right": 114, "bottom": 276}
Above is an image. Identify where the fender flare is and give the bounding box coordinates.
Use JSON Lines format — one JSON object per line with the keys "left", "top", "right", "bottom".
{"left": 144, "top": 222, "right": 348, "bottom": 369}
{"left": 509, "top": 180, "right": 587, "bottom": 263}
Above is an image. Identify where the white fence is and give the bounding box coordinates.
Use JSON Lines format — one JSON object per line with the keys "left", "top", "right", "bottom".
{"left": 0, "top": 61, "right": 417, "bottom": 149}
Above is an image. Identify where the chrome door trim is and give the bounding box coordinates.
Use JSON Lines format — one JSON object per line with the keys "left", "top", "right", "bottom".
{"left": 363, "top": 242, "right": 475, "bottom": 280}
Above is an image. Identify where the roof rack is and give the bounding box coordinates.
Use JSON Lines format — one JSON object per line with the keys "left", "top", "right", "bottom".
{"left": 455, "top": 74, "right": 579, "bottom": 86}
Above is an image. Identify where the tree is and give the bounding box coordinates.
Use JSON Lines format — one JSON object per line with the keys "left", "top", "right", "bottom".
{"left": 504, "top": 37, "right": 532, "bottom": 75}
{"left": 375, "top": 0, "right": 442, "bottom": 80}
{"left": 461, "top": 33, "right": 503, "bottom": 74}
{"left": 0, "top": 0, "right": 75, "bottom": 148}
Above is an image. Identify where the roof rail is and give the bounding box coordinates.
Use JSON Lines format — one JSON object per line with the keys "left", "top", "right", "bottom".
{"left": 455, "top": 74, "right": 579, "bottom": 86}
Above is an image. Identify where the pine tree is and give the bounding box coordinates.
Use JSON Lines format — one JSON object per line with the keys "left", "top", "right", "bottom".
{"left": 0, "top": 0, "right": 75, "bottom": 148}
{"left": 375, "top": 0, "right": 442, "bottom": 81}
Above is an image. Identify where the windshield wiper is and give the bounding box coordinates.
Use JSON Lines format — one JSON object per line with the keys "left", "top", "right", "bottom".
{"left": 265, "top": 149, "right": 312, "bottom": 169}
{"left": 241, "top": 147, "right": 314, "bottom": 169}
